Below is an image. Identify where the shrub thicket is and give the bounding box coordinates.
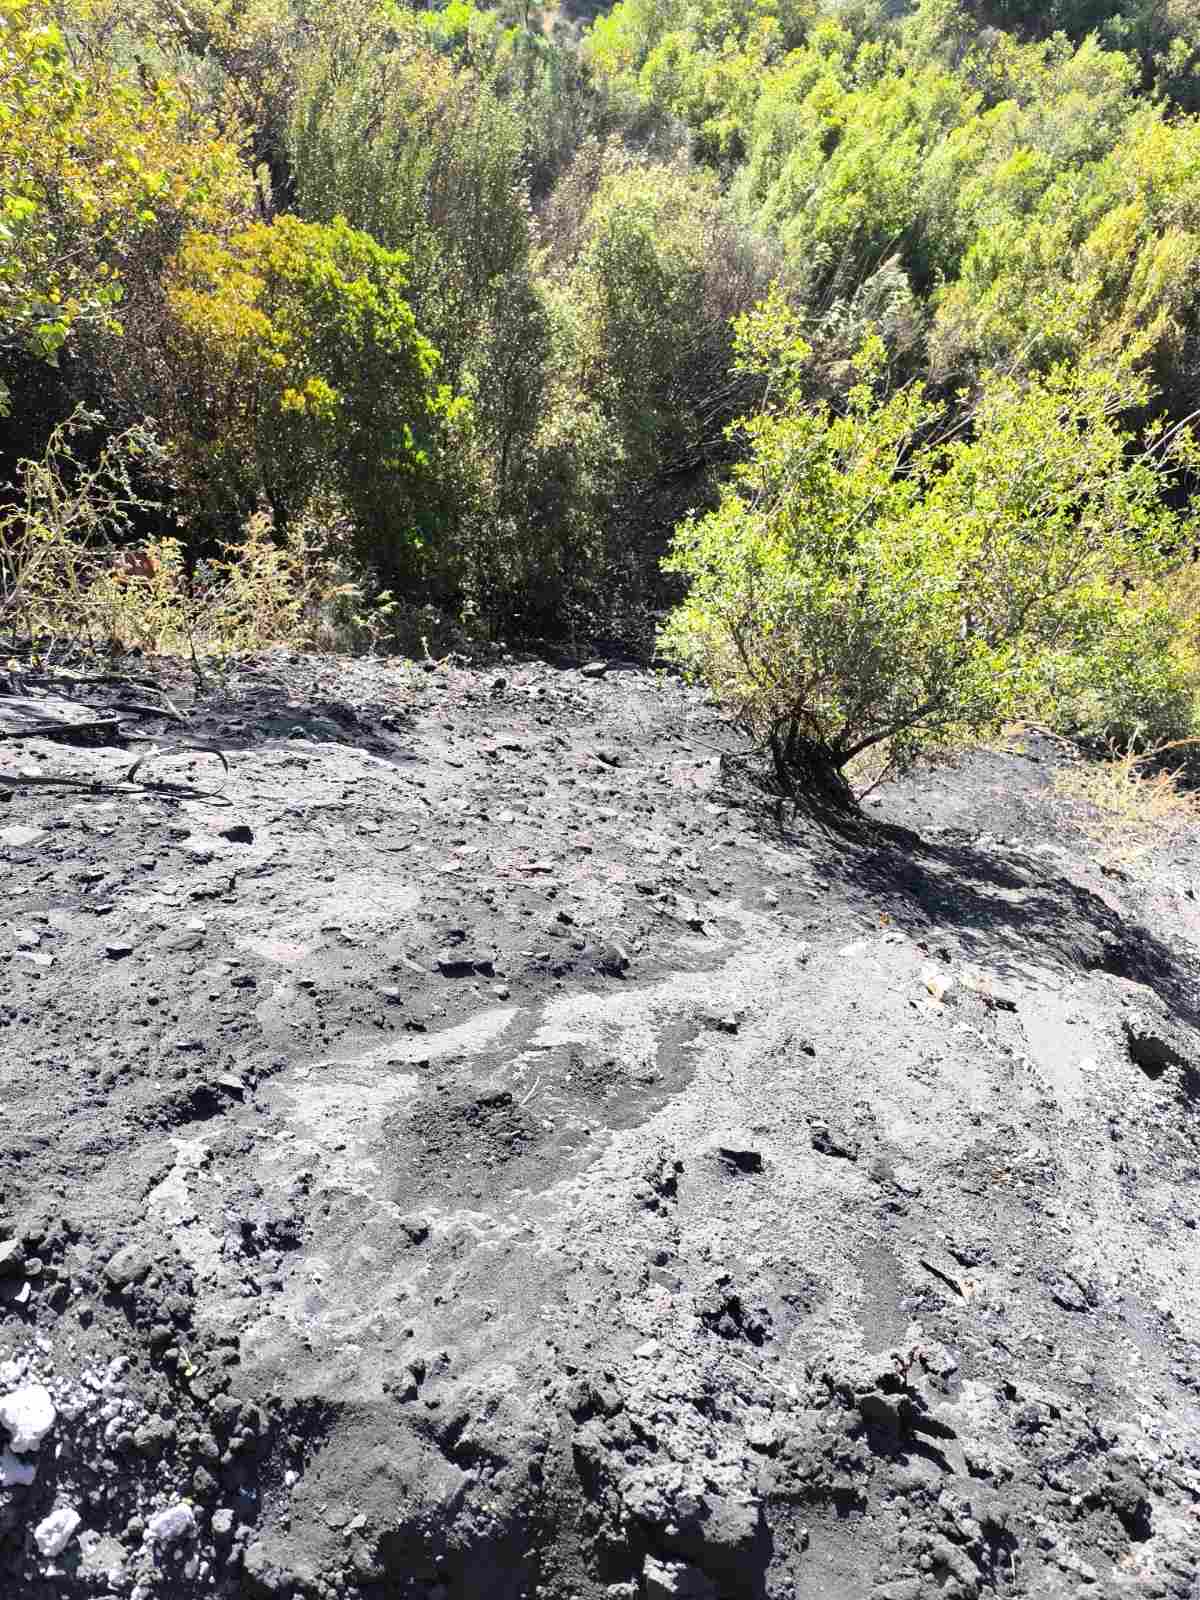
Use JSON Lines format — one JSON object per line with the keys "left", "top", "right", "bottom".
{"left": 5, "top": 0, "right": 1200, "bottom": 781}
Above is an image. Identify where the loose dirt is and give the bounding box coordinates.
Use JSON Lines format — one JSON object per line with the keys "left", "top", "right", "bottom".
{"left": 0, "top": 652, "right": 1198, "bottom": 1600}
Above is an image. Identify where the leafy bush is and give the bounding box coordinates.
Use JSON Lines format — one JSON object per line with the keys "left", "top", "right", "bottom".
{"left": 659, "top": 300, "right": 1198, "bottom": 809}
{"left": 0, "top": 0, "right": 250, "bottom": 411}
{"left": 122, "top": 213, "right": 460, "bottom": 587}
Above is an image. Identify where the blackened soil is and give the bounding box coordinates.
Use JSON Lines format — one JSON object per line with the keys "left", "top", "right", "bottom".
{"left": 0, "top": 653, "right": 1198, "bottom": 1600}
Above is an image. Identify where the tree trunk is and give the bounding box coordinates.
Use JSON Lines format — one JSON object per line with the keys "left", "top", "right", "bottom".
{"left": 769, "top": 723, "right": 859, "bottom": 817}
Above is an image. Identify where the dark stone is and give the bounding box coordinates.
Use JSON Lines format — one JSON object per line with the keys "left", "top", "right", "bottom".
{"left": 711, "top": 1141, "right": 762, "bottom": 1175}
{"left": 810, "top": 1122, "right": 860, "bottom": 1161}
{"left": 436, "top": 950, "right": 495, "bottom": 978}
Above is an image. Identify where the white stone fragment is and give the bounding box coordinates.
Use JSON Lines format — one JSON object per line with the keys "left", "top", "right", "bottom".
{"left": 34, "top": 1507, "right": 81, "bottom": 1558}
{"left": 920, "top": 966, "right": 957, "bottom": 1004}
{"left": 0, "top": 1449, "right": 37, "bottom": 1487}
{"left": 147, "top": 1503, "right": 195, "bottom": 1545}
{"left": 0, "top": 1385, "right": 56, "bottom": 1452}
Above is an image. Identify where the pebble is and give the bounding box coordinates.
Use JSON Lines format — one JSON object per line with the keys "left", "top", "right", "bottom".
{"left": 34, "top": 1506, "right": 81, "bottom": 1558}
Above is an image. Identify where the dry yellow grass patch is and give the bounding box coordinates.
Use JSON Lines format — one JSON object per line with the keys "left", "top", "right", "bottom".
{"left": 1053, "top": 739, "right": 1200, "bottom": 866}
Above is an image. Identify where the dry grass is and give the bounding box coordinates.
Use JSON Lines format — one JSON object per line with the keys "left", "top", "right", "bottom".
{"left": 1052, "top": 738, "right": 1200, "bottom": 866}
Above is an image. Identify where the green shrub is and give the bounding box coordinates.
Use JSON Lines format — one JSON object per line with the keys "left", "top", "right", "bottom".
{"left": 659, "top": 296, "right": 1198, "bottom": 810}
{"left": 150, "top": 214, "right": 459, "bottom": 587}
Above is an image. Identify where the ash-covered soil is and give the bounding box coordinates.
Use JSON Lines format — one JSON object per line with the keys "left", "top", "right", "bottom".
{"left": 1, "top": 652, "right": 1199, "bottom": 1600}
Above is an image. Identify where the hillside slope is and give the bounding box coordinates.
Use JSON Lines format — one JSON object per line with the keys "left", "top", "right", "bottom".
{"left": 0, "top": 654, "right": 1198, "bottom": 1599}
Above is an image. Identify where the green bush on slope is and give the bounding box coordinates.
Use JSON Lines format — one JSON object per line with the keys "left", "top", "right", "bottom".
{"left": 659, "top": 300, "right": 1200, "bottom": 809}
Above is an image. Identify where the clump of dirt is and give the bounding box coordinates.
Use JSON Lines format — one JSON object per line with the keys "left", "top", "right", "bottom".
{"left": 1, "top": 650, "right": 1199, "bottom": 1600}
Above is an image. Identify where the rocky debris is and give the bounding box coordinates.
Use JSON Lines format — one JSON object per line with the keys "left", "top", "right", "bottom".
{"left": 643, "top": 1555, "right": 717, "bottom": 1599}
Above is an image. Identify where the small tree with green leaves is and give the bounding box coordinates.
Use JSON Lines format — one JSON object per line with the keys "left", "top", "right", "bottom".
{"left": 143, "top": 213, "right": 461, "bottom": 589}
{"left": 660, "top": 295, "right": 1199, "bottom": 812}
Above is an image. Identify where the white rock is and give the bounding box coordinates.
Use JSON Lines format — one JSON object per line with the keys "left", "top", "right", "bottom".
{"left": 0, "top": 1449, "right": 37, "bottom": 1487}
{"left": 34, "top": 1506, "right": 81, "bottom": 1557}
{"left": 921, "top": 965, "right": 957, "bottom": 1004}
{"left": 147, "top": 1503, "right": 195, "bottom": 1545}
{"left": 0, "top": 1384, "right": 56, "bottom": 1452}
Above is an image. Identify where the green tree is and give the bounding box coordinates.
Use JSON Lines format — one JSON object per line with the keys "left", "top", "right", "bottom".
{"left": 660, "top": 299, "right": 1197, "bottom": 810}
{"left": 143, "top": 213, "right": 458, "bottom": 584}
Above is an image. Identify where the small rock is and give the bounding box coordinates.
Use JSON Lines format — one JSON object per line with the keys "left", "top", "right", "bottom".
{"left": 103, "top": 1243, "right": 152, "bottom": 1289}
{"left": 146, "top": 1503, "right": 196, "bottom": 1545}
{"left": 34, "top": 1506, "right": 81, "bottom": 1558}
{"left": 0, "top": 1239, "right": 25, "bottom": 1277}
{"left": 706, "top": 1134, "right": 763, "bottom": 1175}
{"left": 1122, "top": 1017, "right": 1188, "bottom": 1080}
{"left": 0, "top": 1384, "right": 56, "bottom": 1452}
{"left": 920, "top": 966, "right": 957, "bottom": 1004}
{"left": 104, "top": 941, "right": 135, "bottom": 960}
{"left": 810, "top": 1121, "right": 860, "bottom": 1161}
{"left": 211, "top": 1508, "right": 235, "bottom": 1539}
{"left": 959, "top": 969, "right": 1018, "bottom": 1010}
{"left": 0, "top": 823, "right": 44, "bottom": 848}
{"left": 597, "top": 943, "right": 630, "bottom": 977}
{"left": 581, "top": 660, "right": 609, "bottom": 678}
{"left": 220, "top": 824, "right": 254, "bottom": 844}
{"left": 643, "top": 1557, "right": 717, "bottom": 1600}
{"left": 435, "top": 949, "right": 494, "bottom": 978}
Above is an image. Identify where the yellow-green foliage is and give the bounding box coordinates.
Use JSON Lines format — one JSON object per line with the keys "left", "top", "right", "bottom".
{"left": 156, "top": 213, "right": 459, "bottom": 573}
{"left": 0, "top": 0, "right": 250, "bottom": 387}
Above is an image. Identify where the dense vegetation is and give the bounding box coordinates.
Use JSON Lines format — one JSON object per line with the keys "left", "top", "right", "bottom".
{"left": 6, "top": 0, "right": 1200, "bottom": 796}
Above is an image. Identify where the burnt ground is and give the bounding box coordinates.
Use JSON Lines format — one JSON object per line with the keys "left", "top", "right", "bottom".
{"left": 0, "top": 651, "right": 1198, "bottom": 1600}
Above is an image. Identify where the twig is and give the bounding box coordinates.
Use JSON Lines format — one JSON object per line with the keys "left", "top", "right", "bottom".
{"left": 0, "top": 718, "right": 121, "bottom": 741}
{"left": 124, "top": 742, "right": 229, "bottom": 793}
